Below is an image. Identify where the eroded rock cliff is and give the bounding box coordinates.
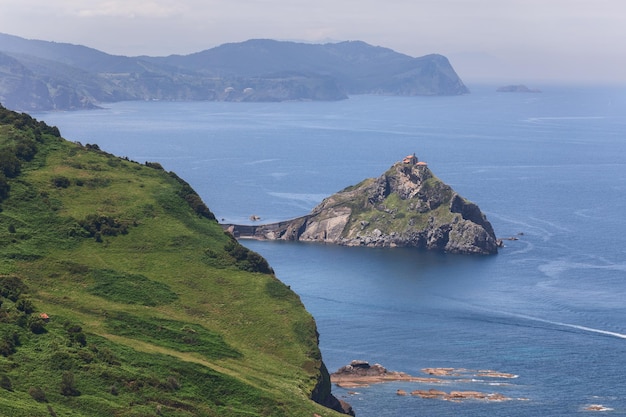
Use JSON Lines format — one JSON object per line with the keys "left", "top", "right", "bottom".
{"left": 225, "top": 156, "right": 499, "bottom": 255}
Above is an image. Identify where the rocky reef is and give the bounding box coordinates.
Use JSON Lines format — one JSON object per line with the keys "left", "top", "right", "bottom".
{"left": 331, "top": 361, "right": 521, "bottom": 403}
{"left": 224, "top": 155, "right": 500, "bottom": 255}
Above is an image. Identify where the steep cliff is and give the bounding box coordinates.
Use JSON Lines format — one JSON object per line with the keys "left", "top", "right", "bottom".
{"left": 225, "top": 156, "right": 499, "bottom": 255}
{"left": 0, "top": 104, "right": 349, "bottom": 416}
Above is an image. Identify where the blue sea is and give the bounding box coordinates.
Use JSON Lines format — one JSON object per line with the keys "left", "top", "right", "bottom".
{"left": 36, "top": 84, "right": 626, "bottom": 416}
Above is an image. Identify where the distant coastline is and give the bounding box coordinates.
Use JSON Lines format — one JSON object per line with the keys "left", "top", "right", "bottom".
{"left": 0, "top": 33, "right": 469, "bottom": 112}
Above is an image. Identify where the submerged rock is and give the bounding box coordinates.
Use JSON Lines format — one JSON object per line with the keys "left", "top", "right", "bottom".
{"left": 224, "top": 155, "right": 499, "bottom": 255}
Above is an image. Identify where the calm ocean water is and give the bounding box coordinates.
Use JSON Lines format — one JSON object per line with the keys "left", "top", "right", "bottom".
{"left": 36, "top": 84, "right": 626, "bottom": 416}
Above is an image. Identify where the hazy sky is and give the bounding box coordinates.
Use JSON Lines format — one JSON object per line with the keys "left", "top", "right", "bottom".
{"left": 1, "top": 0, "right": 625, "bottom": 83}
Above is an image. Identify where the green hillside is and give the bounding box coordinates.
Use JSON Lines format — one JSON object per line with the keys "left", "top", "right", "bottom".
{"left": 0, "top": 105, "right": 347, "bottom": 417}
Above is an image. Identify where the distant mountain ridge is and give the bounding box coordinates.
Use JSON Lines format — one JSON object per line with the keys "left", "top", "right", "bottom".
{"left": 0, "top": 33, "right": 469, "bottom": 111}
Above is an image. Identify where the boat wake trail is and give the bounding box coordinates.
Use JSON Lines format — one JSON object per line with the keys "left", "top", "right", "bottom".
{"left": 437, "top": 294, "right": 626, "bottom": 340}
{"left": 508, "top": 312, "right": 626, "bottom": 340}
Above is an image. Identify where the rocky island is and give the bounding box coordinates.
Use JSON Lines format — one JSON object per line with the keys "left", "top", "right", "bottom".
{"left": 224, "top": 154, "right": 500, "bottom": 255}
{"left": 496, "top": 84, "right": 541, "bottom": 93}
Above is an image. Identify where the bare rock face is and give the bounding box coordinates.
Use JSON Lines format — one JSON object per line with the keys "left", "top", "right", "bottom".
{"left": 310, "top": 361, "right": 355, "bottom": 415}
{"left": 224, "top": 155, "right": 499, "bottom": 255}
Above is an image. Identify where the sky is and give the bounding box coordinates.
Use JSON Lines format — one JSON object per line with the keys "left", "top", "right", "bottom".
{"left": 1, "top": 0, "right": 625, "bottom": 84}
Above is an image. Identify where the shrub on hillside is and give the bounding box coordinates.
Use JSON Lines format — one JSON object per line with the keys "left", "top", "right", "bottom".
{"left": 0, "top": 329, "right": 19, "bottom": 357}
{"left": 79, "top": 214, "right": 129, "bottom": 240}
{"left": 94, "top": 346, "right": 120, "bottom": 366}
{"left": 0, "top": 104, "right": 60, "bottom": 137}
{"left": 66, "top": 323, "right": 87, "bottom": 347}
{"left": 28, "top": 386, "right": 47, "bottom": 402}
{"left": 28, "top": 315, "right": 47, "bottom": 334}
{"left": 0, "top": 374, "right": 12, "bottom": 391}
{"left": 168, "top": 171, "right": 216, "bottom": 220}
{"left": 0, "top": 173, "right": 9, "bottom": 202}
{"left": 52, "top": 176, "right": 71, "bottom": 188}
{"left": 15, "top": 137, "right": 38, "bottom": 161}
{"left": 224, "top": 239, "right": 274, "bottom": 274}
{"left": 184, "top": 193, "right": 215, "bottom": 219}
{"left": 15, "top": 298, "right": 35, "bottom": 314}
{"left": 0, "top": 276, "right": 27, "bottom": 302}
{"left": 145, "top": 161, "right": 164, "bottom": 170}
{"left": 60, "top": 371, "right": 80, "bottom": 396}
{"left": 0, "top": 150, "right": 20, "bottom": 178}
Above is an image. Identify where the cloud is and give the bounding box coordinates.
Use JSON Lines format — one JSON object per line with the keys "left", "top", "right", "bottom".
{"left": 0, "top": 0, "right": 189, "bottom": 19}
{"left": 70, "top": 0, "right": 185, "bottom": 18}
{"left": 0, "top": 0, "right": 625, "bottom": 82}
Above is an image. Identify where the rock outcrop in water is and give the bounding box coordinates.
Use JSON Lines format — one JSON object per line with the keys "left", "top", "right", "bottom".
{"left": 496, "top": 84, "right": 541, "bottom": 93}
{"left": 330, "top": 361, "right": 520, "bottom": 402}
{"left": 224, "top": 155, "right": 499, "bottom": 255}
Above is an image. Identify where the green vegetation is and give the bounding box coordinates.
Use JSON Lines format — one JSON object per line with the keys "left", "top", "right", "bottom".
{"left": 87, "top": 269, "right": 178, "bottom": 306}
{"left": 104, "top": 312, "right": 242, "bottom": 360}
{"left": 328, "top": 167, "right": 458, "bottom": 238}
{"left": 0, "top": 104, "right": 339, "bottom": 416}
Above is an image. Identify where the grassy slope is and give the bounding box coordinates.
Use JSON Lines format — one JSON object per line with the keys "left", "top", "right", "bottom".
{"left": 0, "top": 108, "right": 339, "bottom": 416}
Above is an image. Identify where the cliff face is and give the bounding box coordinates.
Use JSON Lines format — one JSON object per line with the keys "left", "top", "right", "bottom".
{"left": 311, "top": 362, "right": 356, "bottom": 415}
{"left": 226, "top": 157, "right": 499, "bottom": 255}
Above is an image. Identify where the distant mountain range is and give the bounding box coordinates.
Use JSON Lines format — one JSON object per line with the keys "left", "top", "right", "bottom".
{"left": 0, "top": 33, "right": 469, "bottom": 111}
